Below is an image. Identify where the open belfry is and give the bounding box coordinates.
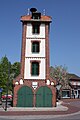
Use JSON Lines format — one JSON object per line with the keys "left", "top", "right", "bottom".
{"left": 13, "top": 8, "right": 56, "bottom": 107}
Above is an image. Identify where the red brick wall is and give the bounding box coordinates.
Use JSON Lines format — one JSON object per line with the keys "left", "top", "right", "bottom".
{"left": 20, "top": 22, "right": 27, "bottom": 78}
{"left": 13, "top": 79, "right": 56, "bottom": 107}
{"left": 45, "top": 23, "right": 50, "bottom": 80}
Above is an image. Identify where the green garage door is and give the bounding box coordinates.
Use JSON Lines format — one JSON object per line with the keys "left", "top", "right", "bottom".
{"left": 36, "top": 86, "right": 52, "bottom": 107}
{"left": 17, "top": 86, "right": 33, "bottom": 107}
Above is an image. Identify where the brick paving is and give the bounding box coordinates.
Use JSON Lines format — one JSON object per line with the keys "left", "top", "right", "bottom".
{"left": 0, "top": 99, "right": 80, "bottom": 116}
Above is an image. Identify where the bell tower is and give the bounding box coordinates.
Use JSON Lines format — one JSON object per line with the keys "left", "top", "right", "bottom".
{"left": 13, "top": 8, "right": 56, "bottom": 107}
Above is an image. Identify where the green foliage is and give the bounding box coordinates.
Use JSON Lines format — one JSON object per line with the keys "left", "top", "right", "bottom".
{"left": 0, "top": 56, "right": 11, "bottom": 94}
{"left": 0, "top": 56, "right": 20, "bottom": 94}
{"left": 11, "top": 62, "right": 20, "bottom": 78}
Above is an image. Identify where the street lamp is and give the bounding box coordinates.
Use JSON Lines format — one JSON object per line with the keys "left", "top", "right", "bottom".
{"left": 0, "top": 88, "right": 3, "bottom": 104}
{"left": 5, "top": 62, "right": 10, "bottom": 111}
{"left": 56, "top": 83, "right": 61, "bottom": 101}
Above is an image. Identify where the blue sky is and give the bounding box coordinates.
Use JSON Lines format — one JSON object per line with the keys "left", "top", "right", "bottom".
{"left": 0, "top": 0, "right": 80, "bottom": 76}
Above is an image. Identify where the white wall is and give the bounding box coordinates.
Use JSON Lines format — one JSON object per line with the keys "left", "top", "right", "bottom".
{"left": 71, "top": 81, "right": 80, "bottom": 85}
{"left": 24, "top": 58, "right": 46, "bottom": 79}
{"left": 25, "top": 39, "right": 45, "bottom": 57}
{"left": 26, "top": 23, "right": 45, "bottom": 38}
{"left": 24, "top": 23, "right": 46, "bottom": 80}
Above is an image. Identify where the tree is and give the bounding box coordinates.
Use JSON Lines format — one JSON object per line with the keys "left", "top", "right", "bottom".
{"left": 0, "top": 56, "right": 11, "bottom": 94}
{"left": 11, "top": 62, "right": 20, "bottom": 78}
{"left": 0, "top": 56, "right": 21, "bottom": 94}
{"left": 7, "top": 62, "right": 21, "bottom": 93}
{"left": 9, "top": 62, "right": 20, "bottom": 92}
{"left": 50, "top": 65, "right": 69, "bottom": 85}
{"left": 50, "top": 65, "right": 70, "bottom": 99}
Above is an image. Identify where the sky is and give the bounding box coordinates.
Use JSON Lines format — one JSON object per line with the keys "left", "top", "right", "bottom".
{"left": 0, "top": 0, "right": 80, "bottom": 76}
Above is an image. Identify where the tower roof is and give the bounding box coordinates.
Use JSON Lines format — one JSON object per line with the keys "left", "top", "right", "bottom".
{"left": 21, "top": 8, "right": 52, "bottom": 23}
{"left": 21, "top": 15, "right": 52, "bottom": 22}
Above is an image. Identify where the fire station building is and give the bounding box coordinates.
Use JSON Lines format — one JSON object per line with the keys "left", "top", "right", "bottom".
{"left": 13, "top": 8, "right": 56, "bottom": 107}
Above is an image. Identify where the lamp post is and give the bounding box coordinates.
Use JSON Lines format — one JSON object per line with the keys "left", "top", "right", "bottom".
{"left": 5, "top": 83, "right": 8, "bottom": 111}
{"left": 0, "top": 88, "right": 3, "bottom": 105}
{"left": 5, "top": 62, "right": 10, "bottom": 111}
{"left": 56, "top": 83, "right": 61, "bottom": 101}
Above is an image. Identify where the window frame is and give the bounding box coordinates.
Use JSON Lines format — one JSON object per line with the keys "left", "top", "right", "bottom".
{"left": 32, "top": 23, "right": 40, "bottom": 34}
{"left": 30, "top": 61, "right": 40, "bottom": 76}
{"left": 31, "top": 41, "right": 40, "bottom": 53}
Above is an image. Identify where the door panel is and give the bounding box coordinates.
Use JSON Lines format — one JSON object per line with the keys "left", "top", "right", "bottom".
{"left": 17, "top": 86, "right": 33, "bottom": 107}
{"left": 36, "top": 86, "right": 52, "bottom": 107}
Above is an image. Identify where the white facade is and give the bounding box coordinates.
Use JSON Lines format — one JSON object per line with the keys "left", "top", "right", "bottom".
{"left": 26, "top": 23, "right": 45, "bottom": 38}
{"left": 71, "top": 81, "right": 80, "bottom": 86}
{"left": 25, "top": 39, "right": 45, "bottom": 57}
{"left": 24, "top": 58, "right": 46, "bottom": 79}
{"left": 24, "top": 22, "right": 46, "bottom": 80}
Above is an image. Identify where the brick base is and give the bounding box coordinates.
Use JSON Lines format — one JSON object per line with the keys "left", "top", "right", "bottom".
{"left": 13, "top": 75, "right": 56, "bottom": 107}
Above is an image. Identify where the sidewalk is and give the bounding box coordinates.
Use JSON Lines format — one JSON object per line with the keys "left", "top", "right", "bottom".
{"left": 0, "top": 100, "right": 80, "bottom": 116}
{"left": 0, "top": 102, "right": 67, "bottom": 112}
{"left": 0, "top": 101, "right": 68, "bottom": 111}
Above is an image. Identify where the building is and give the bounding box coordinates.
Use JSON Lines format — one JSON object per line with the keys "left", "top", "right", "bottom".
{"left": 13, "top": 8, "right": 56, "bottom": 107}
{"left": 61, "top": 74, "right": 80, "bottom": 99}
{"left": 50, "top": 66, "right": 80, "bottom": 99}
{"left": 69, "top": 74, "right": 80, "bottom": 98}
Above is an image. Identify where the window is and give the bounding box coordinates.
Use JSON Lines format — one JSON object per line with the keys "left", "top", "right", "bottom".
{"left": 32, "top": 41, "right": 39, "bottom": 53}
{"left": 32, "top": 12, "right": 41, "bottom": 19}
{"left": 31, "top": 62, "right": 39, "bottom": 76}
{"left": 62, "top": 90, "right": 70, "bottom": 98}
{"left": 32, "top": 24, "right": 40, "bottom": 34}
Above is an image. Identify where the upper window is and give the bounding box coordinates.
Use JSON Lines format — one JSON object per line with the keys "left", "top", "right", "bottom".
{"left": 32, "top": 41, "right": 39, "bottom": 53}
{"left": 32, "top": 24, "right": 40, "bottom": 34}
{"left": 32, "top": 12, "right": 41, "bottom": 19}
{"left": 31, "top": 62, "right": 39, "bottom": 76}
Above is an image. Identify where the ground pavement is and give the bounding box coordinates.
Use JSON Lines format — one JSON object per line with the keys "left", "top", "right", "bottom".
{"left": 0, "top": 99, "right": 80, "bottom": 116}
